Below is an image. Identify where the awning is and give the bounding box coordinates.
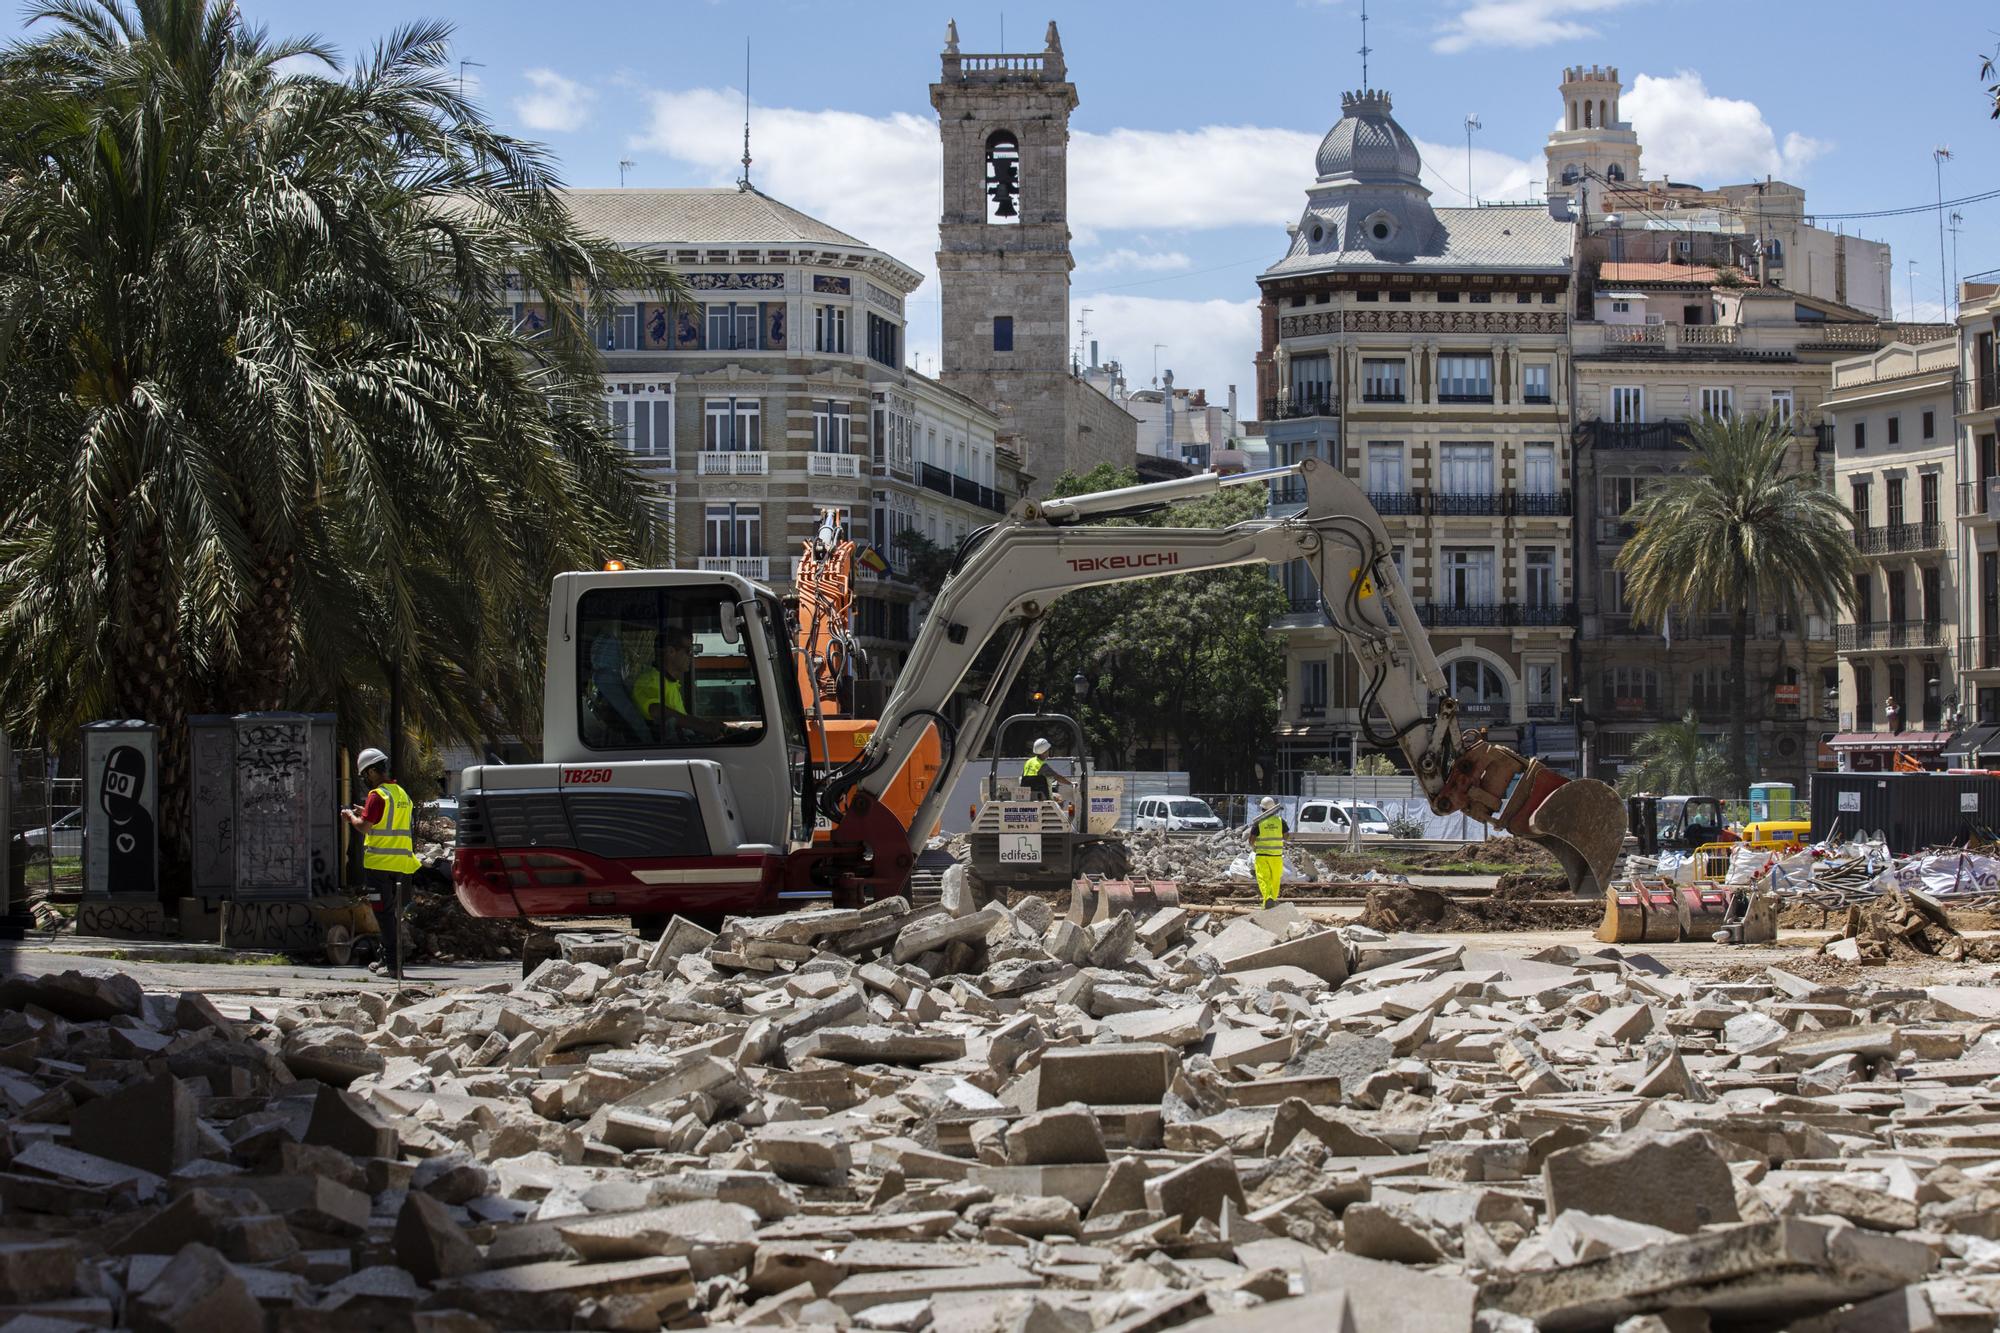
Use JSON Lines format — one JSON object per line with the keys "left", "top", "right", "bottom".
{"left": 1828, "top": 730, "right": 1953, "bottom": 751}
{"left": 1943, "top": 724, "right": 2000, "bottom": 761}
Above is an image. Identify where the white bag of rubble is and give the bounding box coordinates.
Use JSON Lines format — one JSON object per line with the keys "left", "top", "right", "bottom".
{"left": 1724, "top": 843, "right": 1774, "bottom": 886}
{"left": 1223, "top": 851, "right": 1312, "bottom": 883}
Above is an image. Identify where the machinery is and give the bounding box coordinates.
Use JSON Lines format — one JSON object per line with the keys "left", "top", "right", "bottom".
{"left": 963, "top": 709, "right": 1130, "bottom": 900}
{"left": 451, "top": 458, "right": 1627, "bottom": 927}
{"left": 1626, "top": 794, "right": 1733, "bottom": 855}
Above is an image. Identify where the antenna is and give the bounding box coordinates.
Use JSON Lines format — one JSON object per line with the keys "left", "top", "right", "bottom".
{"left": 1464, "top": 114, "right": 1482, "bottom": 205}
{"left": 1933, "top": 146, "right": 1953, "bottom": 317}
{"left": 738, "top": 39, "right": 753, "bottom": 191}
{"left": 457, "top": 59, "right": 483, "bottom": 97}
{"left": 619, "top": 158, "right": 635, "bottom": 188}
{"left": 1951, "top": 210, "right": 1965, "bottom": 317}
{"left": 1357, "top": 0, "right": 1372, "bottom": 93}
{"left": 1079, "top": 306, "right": 1093, "bottom": 367}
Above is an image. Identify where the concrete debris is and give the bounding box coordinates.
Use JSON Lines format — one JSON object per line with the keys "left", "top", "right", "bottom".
{"left": 1, "top": 898, "right": 1997, "bottom": 1333}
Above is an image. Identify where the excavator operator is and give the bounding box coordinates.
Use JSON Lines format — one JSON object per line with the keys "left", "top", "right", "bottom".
{"left": 1021, "top": 737, "right": 1070, "bottom": 800}
{"left": 634, "top": 627, "right": 725, "bottom": 743}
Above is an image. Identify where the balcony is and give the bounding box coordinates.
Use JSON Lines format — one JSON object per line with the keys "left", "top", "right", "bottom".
{"left": 1962, "top": 635, "right": 2000, "bottom": 672}
{"left": 1851, "top": 523, "right": 1944, "bottom": 556}
{"left": 1515, "top": 602, "right": 1577, "bottom": 627}
{"left": 807, "top": 452, "right": 861, "bottom": 479}
{"left": 1263, "top": 391, "right": 1337, "bottom": 420}
{"left": 1432, "top": 492, "right": 1504, "bottom": 517}
{"left": 1837, "top": 621, "right": 1948, "bottom": 652}
{"left": 917, "top": 462, "right": 1007, "bottom": 513}
{"left": 1597, "top": 517, "right": 1637, "bottom": 544}
{"left": 1512, "top": 489, "right": 1572, "bottom": 517}
{"left": 1367, "top": 491, "right": 1422, "bottom": 516}
{"left": 1419, "top": 602, "right": 1508, "bottom": 628}
{"left": 1579, "top": 420, "right": 1695, "bottom": 452}
{"left": 1523, "top": 393, "right": 1554, "bottom": 405}
{"left": 1959, "top": 478, "right": 2000, "bottom": 523}
{"left": 699, "top": 450, "right": 769, "bottom": 476}
{"left": 697, "top": 555, "right": 770, "bottom": 580}
{"left": 1270, "top": 479, "right": 1308, "bottom": 512}
{"left": 1439, "top": 392, "right": 1494, "bottom": 405}
{"left": 1815, "top": 422, "right": 1835, "bottom": 455}
{"left": 1361, "top": 390, "right": 1406, "bottom": 404}
{"left": 1959, "top": 373, "right": 2000, "bottom": 415}
{"left": 918, "top": 461, "right": 953, "bottom": 498}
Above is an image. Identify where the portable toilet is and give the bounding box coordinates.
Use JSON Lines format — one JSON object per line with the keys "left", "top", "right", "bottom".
{"left": 1749, "top": 781, "right": 1798, "bottom": 821}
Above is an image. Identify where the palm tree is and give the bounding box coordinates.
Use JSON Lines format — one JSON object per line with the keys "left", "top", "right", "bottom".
{"left": 1616, "top": 412, "right": 1853, "bottom": 794}
{"left": 0, "top": 0, "right": 684, "bottom": 892}
{"left": 1615, "top": 711, "right": 1732, "bottom": 797}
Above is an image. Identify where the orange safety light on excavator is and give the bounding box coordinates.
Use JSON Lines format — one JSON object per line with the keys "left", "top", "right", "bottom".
{"left": 603, "top": 560, "right": 626, "bottom": 572}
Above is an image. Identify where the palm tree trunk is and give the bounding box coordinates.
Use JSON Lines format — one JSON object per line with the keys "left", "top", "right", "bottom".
{"left": 1728, "top": 603, "right": 1750, "bottom": 795}
{"left": 234, "top": 538, "right": 296, "bottom": 711}
{"left": 116, "top": 523, "right": 190, "bottom": 907}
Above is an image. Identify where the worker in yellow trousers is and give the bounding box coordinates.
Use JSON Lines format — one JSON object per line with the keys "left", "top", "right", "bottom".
{"left": 1247, "top": 795, "right": 1288, "bottom": 909}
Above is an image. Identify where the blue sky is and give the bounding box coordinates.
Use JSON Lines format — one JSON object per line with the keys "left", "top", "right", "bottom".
{"left": 16, "top": 0, "right": 2000, "bottom": 398}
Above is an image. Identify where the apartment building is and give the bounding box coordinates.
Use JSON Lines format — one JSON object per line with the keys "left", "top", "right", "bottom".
{"left": 546, "top": 187, "right": 1020, "bottom": 685}
{"left": 1570, "top": 262, "right": 1954, "bottom": 786}
{"left": 1253, "top": 89, "right": 1577, "bottom": 787}
{"left": 1821, "top": 338, "right": 1961, "bottom": 770}
{"left": 1953, "top": 283, "right": 2000, "bottom": 757}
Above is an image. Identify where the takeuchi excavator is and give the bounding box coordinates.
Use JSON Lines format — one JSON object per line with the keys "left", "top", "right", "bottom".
{"left": 451, "top": 458, "right": 1628, "bottom": 930}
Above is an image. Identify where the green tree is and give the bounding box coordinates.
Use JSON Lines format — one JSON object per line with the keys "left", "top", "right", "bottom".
{"left": 891, "top": 530, "right": 957, "bottom": 597}
{"left": 1616, "top": 711, "right": 1733, "bottom": 797}
{"left": 0, "top": 0, "right": 681, "bottom": 889}
{"left": 1615, "top": 413, "right": 1853, "bottom": 794}
{"left": 1012, "top": 465, "right": 1286, "bottom": 790}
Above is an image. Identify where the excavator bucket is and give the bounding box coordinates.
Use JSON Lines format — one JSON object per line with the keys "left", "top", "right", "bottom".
{"left": 1522, "top": 776, "right": 1628, "bottom": 900}
{"left": 1069, "top": 877, "right": 1182, "bottom": 927}
{"left": 1596, "top": 882, "right": 1648, "bottom": 944}
{"left": 1676, "top": 884, "right": 1732, "bottom": 939}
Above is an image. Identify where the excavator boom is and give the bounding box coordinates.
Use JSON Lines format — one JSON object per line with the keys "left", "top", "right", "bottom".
{"left": 803, "top": 457, "right": 1624, "bottom": 902}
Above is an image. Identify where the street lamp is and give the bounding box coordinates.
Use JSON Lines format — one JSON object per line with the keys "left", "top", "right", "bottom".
{"left": 1568, "top": 694, "right": 1591, "bottom": 778}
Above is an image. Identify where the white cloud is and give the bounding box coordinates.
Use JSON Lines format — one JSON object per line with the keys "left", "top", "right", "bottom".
{"left": 1084, "top": 295, "right": 1264, "bottom": 405}
{"left": 514, "top": 68, "right": 595, "bottom": 134}
{"left": 1432, "top": 0, "right": 1640, "bottom": 54}
{"left": 1412, "top": 139, "right": 1540, "bottom": 203}
{"left": 1082, "top": 249, "right": 1195, "bottom": 274}
{"left": 1621, "top": 71, "right": 1829, "bottom": 183}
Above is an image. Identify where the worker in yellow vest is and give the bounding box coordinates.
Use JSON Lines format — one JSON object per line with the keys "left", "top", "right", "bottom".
{"left": 1021, "top": 737, "right": 1070, "bottom": 800}
{"left": 343, "top": 747, "right": 418, "bottom": 977}
{"left": 1246, "top": 795, "right": 1288, "bottom": 909}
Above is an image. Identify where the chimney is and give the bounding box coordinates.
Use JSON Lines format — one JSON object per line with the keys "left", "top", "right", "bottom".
{"left": 1228, "top": 384, "right": 1238, "bottom": 421}
{"left": 1192, "top": 389, "right": 1207, "bottom": 408}
{"left": 1089, "top": 339, "right": 1098, "bottom": 367}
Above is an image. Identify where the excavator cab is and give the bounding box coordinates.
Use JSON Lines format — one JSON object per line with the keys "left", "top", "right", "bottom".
{"left": 964, "top": 711, "right": 1131, "bottom": 902}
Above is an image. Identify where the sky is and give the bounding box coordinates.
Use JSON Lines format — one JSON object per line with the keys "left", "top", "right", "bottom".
{"left": 15, "top": 0, "right": 2000, "bottom": 403}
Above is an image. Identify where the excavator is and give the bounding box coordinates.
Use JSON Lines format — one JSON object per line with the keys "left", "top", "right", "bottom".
{"left": 451, "top": 458, "right": 1628, "bottom": 928}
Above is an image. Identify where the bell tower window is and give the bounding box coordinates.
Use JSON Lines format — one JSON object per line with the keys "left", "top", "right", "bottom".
{"left": 985, "top": 130, "right": 1021, "bottom": 224}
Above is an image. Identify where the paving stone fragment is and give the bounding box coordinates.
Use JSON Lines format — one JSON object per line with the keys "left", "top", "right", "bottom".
{"left": 1143, "top": 1150, "right": 1244, "bottom": 1228}
{"left": 127, "top": 1242, "right": 263, "bottom": 1333}
{"left": 1543, "top": 1129, "right": 1741, "bottom": 1234}
{"left": 1006, "top": 1103, "right": 1107, "bottom": 1166}
{"left": 70, "top": 1073, "right": 197, "bottom": 1177}
{"left": 394, "top": 1190, "right": 482, "bottom": 1284}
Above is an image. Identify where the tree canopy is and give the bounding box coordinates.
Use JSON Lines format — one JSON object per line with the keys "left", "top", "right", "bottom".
{"left": 1008, "top": 465, "right": 1286, "bottom": 790}
{"left": 0, "top": 0, "right": 682, "bottom": 886}
{"left": 1616, "top": 711, "right": 1733, "bottom": 798}
{"left": 1614, "top": 412, "right": 1852, "bottom": 793}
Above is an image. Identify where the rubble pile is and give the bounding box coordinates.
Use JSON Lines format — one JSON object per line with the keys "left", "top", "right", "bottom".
{"left": 3, "top": 897, "right": 2000, "bottom": 1332}
{"left": 1820, "top": 887, "right": 2000, "bottom": 967}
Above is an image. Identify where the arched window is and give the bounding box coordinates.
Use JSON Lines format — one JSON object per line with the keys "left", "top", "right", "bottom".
{"left": 1584, "top": 100, "right": 1593, "bottom": 128}
{"left": 1607, "top": 164, "right": 1626, "bottom": 182}
{"left": 1561, "top": 165, "right": 1580, "bottom": 184}
{"left": 1445, "top": 658, "right": 1509, "bottom": 706}
{"left": 984, "top": 130, "right": 1021, "bottom": 224}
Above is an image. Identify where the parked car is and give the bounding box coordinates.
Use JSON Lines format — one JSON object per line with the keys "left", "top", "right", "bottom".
{"left": 1132, "top": 796, "right": 1224, "bottom": 832}
{"left": 1294, "top": 800, "right": 1392, "bottom": 837}
{"left": 21, "top": 808, "right": 83, "bottom": 861}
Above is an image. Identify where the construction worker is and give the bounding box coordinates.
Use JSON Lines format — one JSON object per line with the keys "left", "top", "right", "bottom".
{"left": 1247, "top": 795, "right": 1288, "bottom": 909}
{"left": 343, "top": 747, "right": 417, "bottom": 977}
{"left": 634, "top": 627, "right": 726, "bottom": 743}
{"left": 1021, "top": 737, "right": 1069, "bottom": 800}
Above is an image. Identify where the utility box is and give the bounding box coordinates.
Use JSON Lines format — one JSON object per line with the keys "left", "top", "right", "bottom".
{"left": 189, "top": 712, "right": 338, "bottom": 901}
{"left": 82, "top": 720, "right": 158, "bottom": 899}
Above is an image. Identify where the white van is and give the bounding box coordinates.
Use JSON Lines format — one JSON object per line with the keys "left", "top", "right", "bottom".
{"left": 1132, "top": 796, "right": 1224, "bottom": 832}
{"left": 1295, "top": 800, "right": 1392, "bottom": 837}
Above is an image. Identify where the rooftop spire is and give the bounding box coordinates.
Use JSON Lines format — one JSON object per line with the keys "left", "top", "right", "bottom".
{"left": 737, "top": 38, "right": 753, "bottom": 191}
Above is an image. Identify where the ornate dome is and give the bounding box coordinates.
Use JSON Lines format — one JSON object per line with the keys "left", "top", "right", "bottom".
{"left": 1315, "top": 89, "right": 1423, "bottom": 185}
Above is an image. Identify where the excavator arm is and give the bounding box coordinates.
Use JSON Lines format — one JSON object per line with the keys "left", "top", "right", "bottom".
{"left": 792, "top": 457, "right": 1624, "bottom": 902}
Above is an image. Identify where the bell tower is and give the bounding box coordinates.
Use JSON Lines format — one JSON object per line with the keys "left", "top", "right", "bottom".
{"left": 932, "top": 20, "right": 1082, "bottom": 485}
{"left": 1544, "top": 64, "right": 1642, "bottom": 207}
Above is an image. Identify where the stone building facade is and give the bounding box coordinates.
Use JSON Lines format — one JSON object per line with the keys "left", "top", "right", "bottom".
{"left": 1254, "top": 89, "right": 1578, "bottom": 789}
{"left": 546, "top": 187, "right": 1022, "bottom": 689}
{"left": 1821, "top": 338, "right": 1962, "bottom": 769}
{"left": 1953, "top": 282, "right": 2000, "bottom": 749}
{"left": 931, "top": 21, "right": 1135, "bottom": 489}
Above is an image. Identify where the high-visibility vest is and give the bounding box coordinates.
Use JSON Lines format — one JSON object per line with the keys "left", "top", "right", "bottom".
{"left": 633, "top": 669, "right": 686, "bottom": 720}
{"left": 1023, "top": 755, "right": 1045, "bottom": 780}
{"left": 363, "top": 782, "right": 420, "bottom": 874}
{"left": 1253, "top": 812, "right": 1287, "bottom": 857}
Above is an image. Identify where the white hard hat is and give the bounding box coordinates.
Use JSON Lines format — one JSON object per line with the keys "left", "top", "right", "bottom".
{"left": 1260, "top": 796, "right": 1278, "bottom": 811}
{"left": 356, "top": 747, "right": 389, "bottom": 774}
{"left": 1033, "top": 738, "right": 1052, "bottom": 755}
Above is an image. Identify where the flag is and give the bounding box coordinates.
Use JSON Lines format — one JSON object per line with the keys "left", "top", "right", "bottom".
{"left": 856, "top": 544, "right": 891, "bottom": 574}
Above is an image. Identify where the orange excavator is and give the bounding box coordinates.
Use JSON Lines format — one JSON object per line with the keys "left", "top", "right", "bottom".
{"left": 792, "top": 509, "right": 944, "bottom": 841}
